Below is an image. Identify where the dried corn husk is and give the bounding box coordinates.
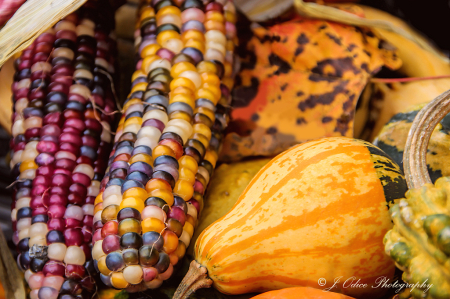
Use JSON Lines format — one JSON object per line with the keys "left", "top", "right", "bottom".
{"left": 0, "top": 0, "right": 88, "bottom": 68}
{"left": 0, "top": 229, "right": 26, "bottom": 299}
{"left": 0, "top": 57, "right": 14, "bottom": 134}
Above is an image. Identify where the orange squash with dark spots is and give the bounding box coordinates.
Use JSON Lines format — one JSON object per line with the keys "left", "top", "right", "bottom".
{"left": 179, "top": 137, "right": 407, "bottom": 299}
{"left": 250, "top": 287, "right": 356, "bottom": 299}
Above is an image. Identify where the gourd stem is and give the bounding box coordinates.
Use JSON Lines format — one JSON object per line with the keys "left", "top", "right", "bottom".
{"left": 173, "top": 260, "right": 213, "bottom": 299}
{"left": 404, "top": 89, "right": 450, "bottom": 189}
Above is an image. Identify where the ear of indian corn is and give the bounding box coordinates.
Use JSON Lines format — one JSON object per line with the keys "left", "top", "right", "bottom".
{"left": 0, "top": 0, "right": 27, "bottom": 27}
{"left": 10, "top": 2, "right": 117, "bottom": 298}
{"left": 92, "top": 0, "right": 236, "bottom": 291}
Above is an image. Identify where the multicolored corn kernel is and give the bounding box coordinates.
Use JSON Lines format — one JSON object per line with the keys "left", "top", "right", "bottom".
{"left": 10, "top": 2, "right": 117, "bottom": 298}
{"left": 92, "top": 0, "right": 236, "bottom": 290}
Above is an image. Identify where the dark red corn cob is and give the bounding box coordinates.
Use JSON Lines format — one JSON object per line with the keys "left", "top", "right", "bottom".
{"left": 0, "top": 0, "right": 27, "bottom": 27}
{"left": 10, "top": 3, "right": 117, "bottom": 299}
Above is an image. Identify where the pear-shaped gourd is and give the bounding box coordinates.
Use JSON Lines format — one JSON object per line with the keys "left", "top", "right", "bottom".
{"left": 384, "top": 90, "right": 450, "bottom": 299}
{"left": 174, "top": 137, "right": 407, "bottom": 299}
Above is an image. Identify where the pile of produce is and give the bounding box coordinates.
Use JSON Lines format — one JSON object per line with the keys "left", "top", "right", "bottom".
{"left": 2, "top": 0, "right": 450, "bottom": 299}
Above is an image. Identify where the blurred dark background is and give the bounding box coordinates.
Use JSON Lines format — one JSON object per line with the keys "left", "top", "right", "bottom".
{"left": 361, "top": 0, "right": 450, "bottom": 54}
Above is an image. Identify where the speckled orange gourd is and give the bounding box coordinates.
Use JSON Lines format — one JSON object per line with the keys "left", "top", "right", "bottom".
{"left": 194, "top": 137, "right": 407, "bottom": 299}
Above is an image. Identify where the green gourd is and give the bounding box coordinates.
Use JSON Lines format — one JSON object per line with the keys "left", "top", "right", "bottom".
{"left": 383, "top": 91, "right": 450, "bottom": 299}
{"left": 373, "top": 103, "right": 450, "bottom": 183}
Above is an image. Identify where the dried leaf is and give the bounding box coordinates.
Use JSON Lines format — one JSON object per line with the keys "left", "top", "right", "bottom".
{"left": 221, "top": 7, "right": 401, "bottom": 162}
{"left": 0, "top": 0, "right": 88, "bottom": 68}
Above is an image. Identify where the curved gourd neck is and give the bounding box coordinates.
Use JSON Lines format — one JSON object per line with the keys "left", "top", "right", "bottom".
{"left": 403, "top": 89, "right": 450, "bottom": 189}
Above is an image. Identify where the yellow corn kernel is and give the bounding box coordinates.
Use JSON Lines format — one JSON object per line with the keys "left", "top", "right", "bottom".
{"left": 122, "top": 187, "right": 147, "bottom": 201}
{"left": 196, "top": 88, "right": 218, "bottom": 104}
{"left": 123, "top": 99, "right": 142, "bottom": 111}
{"left": 204, "top": 150, "right": 218, "bottom": 168}
{"left": 170, "top": 77, "right": 196, "bottom": 93}
{"left": 194, "top": 107, "right": 215, "bottom": 123}
{"left": 205, "top": 11, "right": 225, "bottom": 23}
{"left": 197, "top": 61, "right": 217, "bottom": 74}
{"left": 201, "top": 72, "right": 220, "bottom": 86}
{"left": 156, "top": 6, "right": 181, "bottom": 18}
{"left": 156, "top": 30, "right": 180, "bottom": 46}
{"left": 141, "top": 55, "right": 161, "bottom": 74}
{"left": 192, "top": 123, "right": 211, "bottom": 140}
{"left": 142, "top": 217, "right": 165, "bottom": 234}
{"left": 131, "top": 70, "right": 146, "bottom": 81}
{"left": 170, "top": 94, "right": 195, "bottom": 109}
{"left": 141, "top": 44, "right": 161, "bottom": 58}
{"left": 170, "top": 87, "right": 195, "bottom": 101}
{"left": 170, "top": 62, "right": 196, "bottom": 78}
{"left": 119, "top": 197, "right": 145, "bottom": 213}
{"left": 183, "top": 221, "right": 194, "bottom": 238}
{"left": 173, "top": 179, "right": 194, "bottom": 201}
{"left": 131, "top": 82, "right": 148, "bottom": 93}
{"left": 148, "top": 189, "right": 174, "bottom": 206}
{"left": 169, "top": 111, "right": 192, "bottom": 122}
{"left": 129, "top": 153, "right": 153, "bottom": 165}
{"left": 178, "top": 155, "right": 198, "bottom": 173}
{"left": 184, "top": 39, "right": 205, "bottom": 54}
{"left": 139, "top": 7, "right": 155, "bottom": 21}
{"left": 181, "top": 30, "right": 205, "bottom": 43}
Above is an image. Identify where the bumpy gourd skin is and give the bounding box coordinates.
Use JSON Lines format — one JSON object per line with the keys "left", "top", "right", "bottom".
{"left": 384, "top": 177, "right": 450, "bottom": 299}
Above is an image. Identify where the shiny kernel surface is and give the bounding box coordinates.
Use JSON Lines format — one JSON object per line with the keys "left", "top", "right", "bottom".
{"left": 178, "top": 155, "right": 198, "bottom": 173}
{"left": 152, "top": 145, "right": 176, "bottom": 159}
{"left": 141, "top": 217, "right": 165, "bottom": 234}
{"left": 119, "top": 197, "right": 145, "bottom": 213}
{"left": 170, "top": 62, "right": 196, "bottom": 78}
{"left": 146, "top": 178, "right": 172, "bottom": 192}
{"left": 148, "top": 189, "right": 174, "bottom": 206}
